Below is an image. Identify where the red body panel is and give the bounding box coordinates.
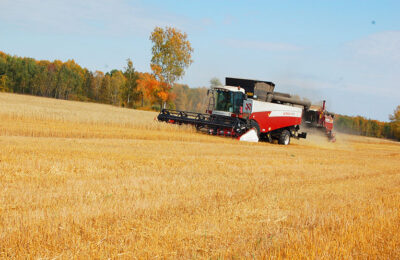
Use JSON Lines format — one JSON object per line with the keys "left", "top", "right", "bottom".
{"left": 250, "top": 111, "right": 302, "bottom": 133}
{"left": 324, "top": 115, "right": 334, "bottom": 131}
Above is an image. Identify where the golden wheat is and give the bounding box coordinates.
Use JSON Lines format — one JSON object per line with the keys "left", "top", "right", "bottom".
{"left": 0, "top": 92, "right": 399, "bottom": 259}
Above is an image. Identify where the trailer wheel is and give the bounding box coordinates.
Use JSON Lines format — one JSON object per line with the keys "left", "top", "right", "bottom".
{"left": 250, "top": 120, "right": 260, "bottom": 138}
{"left": 278, "top": 130, "right": 290, "bottom": 145}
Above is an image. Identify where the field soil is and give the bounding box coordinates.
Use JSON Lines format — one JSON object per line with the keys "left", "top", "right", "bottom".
{"left": 1, "top": 92, "right": 400, "bottom": 258}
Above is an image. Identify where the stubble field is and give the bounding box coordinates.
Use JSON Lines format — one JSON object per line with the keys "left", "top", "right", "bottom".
{"left": 1, "top": 92, "right": 400, "bottom": 259}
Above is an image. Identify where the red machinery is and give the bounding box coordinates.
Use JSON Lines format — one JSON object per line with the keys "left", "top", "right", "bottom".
{"left": 158, "top": 77, "right": 312, "bottom": 145}
{"left": 303, "top": 100, "right": 336, "bottom": 142}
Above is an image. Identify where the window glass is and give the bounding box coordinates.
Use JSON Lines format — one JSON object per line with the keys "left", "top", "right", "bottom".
{"left": 214, "top": 90, "right": 243, "bottom": 113}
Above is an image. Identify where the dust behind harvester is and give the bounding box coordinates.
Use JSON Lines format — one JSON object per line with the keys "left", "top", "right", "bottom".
{"left": 158, "top": 77, "right": 335, "bottom": 144}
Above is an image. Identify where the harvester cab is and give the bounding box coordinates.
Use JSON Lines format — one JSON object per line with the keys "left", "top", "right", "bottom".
{"left": 206, "top": 85, "right": 245, "bottom": 117}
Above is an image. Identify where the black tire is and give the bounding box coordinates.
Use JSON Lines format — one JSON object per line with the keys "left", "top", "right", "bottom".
{"left": 278, "top": 129, "right": 290, "bottom": 145}
{"left": 250, "top": 120, "right": 260, "bottom": 138}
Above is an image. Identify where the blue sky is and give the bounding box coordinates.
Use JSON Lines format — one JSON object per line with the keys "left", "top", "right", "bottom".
{"left": 1, "top": 0, "right": 399, "bottom": 121}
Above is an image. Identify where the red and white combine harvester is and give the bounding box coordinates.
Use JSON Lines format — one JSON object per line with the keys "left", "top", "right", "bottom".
{"left": 158, "top": 77, "right": 335, "bottom": 145}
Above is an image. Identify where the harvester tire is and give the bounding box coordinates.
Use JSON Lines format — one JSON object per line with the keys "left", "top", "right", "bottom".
{"left": 279, "top": 130, "right": 290, "bottom": 145}
{"left": 250, "top": 120, "right": 260, "bottom": 138}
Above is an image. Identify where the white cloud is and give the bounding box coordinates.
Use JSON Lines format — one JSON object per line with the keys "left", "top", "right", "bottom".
{"left": 348, "top": 31, "right": 400, "bottom": 62}
{"left": 223, "top": 15, "right": 235, "bottom": 25}
{"left": 338, "top": 31, "right": 400, "bottom": 98}
{"left": 225, "top": 39, "right": 302, "bottom": 52}
{"left": 0, "top": 0, "right": 192, "bottom": 36}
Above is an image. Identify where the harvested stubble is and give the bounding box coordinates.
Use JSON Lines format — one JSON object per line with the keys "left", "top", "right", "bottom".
{"left": 1, "top": 92, "right": 400, "bottom": 259}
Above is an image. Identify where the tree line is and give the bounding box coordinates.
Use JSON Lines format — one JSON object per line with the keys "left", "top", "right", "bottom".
{"left": 334, "top": 110, "right": 400, "bottom": 141}
{"left": 0, "top": 47, "right": 205, "bottom": 113}
{"left": 0, "top": 51, "right": 171, "bottom": 109}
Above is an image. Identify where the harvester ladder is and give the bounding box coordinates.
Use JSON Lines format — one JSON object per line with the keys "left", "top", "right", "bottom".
{"left": 207, "top": 95, "right": 215, "bottom": 112}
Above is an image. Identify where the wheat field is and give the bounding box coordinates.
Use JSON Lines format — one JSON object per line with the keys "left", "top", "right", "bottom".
{"left": 0, "top": 92, "right": 399, "bottom": 259}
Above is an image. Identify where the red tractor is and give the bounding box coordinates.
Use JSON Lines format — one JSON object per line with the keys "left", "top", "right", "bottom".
{"left": 303, "top": 100, "right": 336, "bottom": 142}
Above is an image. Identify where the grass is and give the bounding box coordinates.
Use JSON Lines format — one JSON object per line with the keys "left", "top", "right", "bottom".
{"left": 1, "top": 92, "right": 400, "bottom": 259}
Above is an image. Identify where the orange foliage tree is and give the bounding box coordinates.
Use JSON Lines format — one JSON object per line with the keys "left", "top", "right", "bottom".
{"left": 136, "top": 72, "right": 174, "bottom": 108}
{"left": 149, "top": 26, "right": 193, "bottom": 108}
{"left": 149, "top": 27, "right": 193, "bottom": 86}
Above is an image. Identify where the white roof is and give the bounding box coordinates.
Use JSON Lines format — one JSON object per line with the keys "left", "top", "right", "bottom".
{"left": 212, "top": 85, "right": 245, "bottom": 93}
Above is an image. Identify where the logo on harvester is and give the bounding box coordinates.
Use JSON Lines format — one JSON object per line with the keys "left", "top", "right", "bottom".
{"left": 245, "top": 103, "right": 252, "bottom": 111}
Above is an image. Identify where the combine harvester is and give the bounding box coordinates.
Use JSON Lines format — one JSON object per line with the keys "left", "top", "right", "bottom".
{"left": 303, "top": 100, "right": 336, "bottom": 142}
{"left": 158, "top": 77, "right": 335, "bottom": 144}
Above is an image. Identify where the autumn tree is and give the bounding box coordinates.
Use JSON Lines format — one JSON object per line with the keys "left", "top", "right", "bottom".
{"left": 171, "top": 84, "right": 208, "bottom": 112}
{"left": 136, "top": 72, "right": 159, "bottom": 106}
{"left": 31, "top": 61, "right": 47, "bottom": 96}
{"left": 110, "top": 70, "right": 125, "bottom": 105}
{"left": 136, "top": 72, "right": 174, "bottom": 109}
{"left": 81, "top": 69, "right": 93, "bottom": 101}
{"left": 171, "top": 84, "right": 189, "bottom": 110}
{"left": 150, "top": 26, "right": 193, "bottom": 86}
{"left": 0, "top": 53, "right": 8, "bottom": 92}
{"left": 92, "top": 71, "right": 104, "bottom": 101}
{"left": 210, "top": 77, "right": 222, "bottom": 88}
{"left": 389, "top": 105, "right": 400, "bottom": 140}
{"left": 99, "top": 74, "right": 111, "bottom": 103}
{"left": 390, "top": 105, "right": 400, "bottom": 122}
{"left": 122, "top": 59, "right": 139, "bottom": 107}
{"left": 0, "top": 75, "right": 8, "bottom": 92}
